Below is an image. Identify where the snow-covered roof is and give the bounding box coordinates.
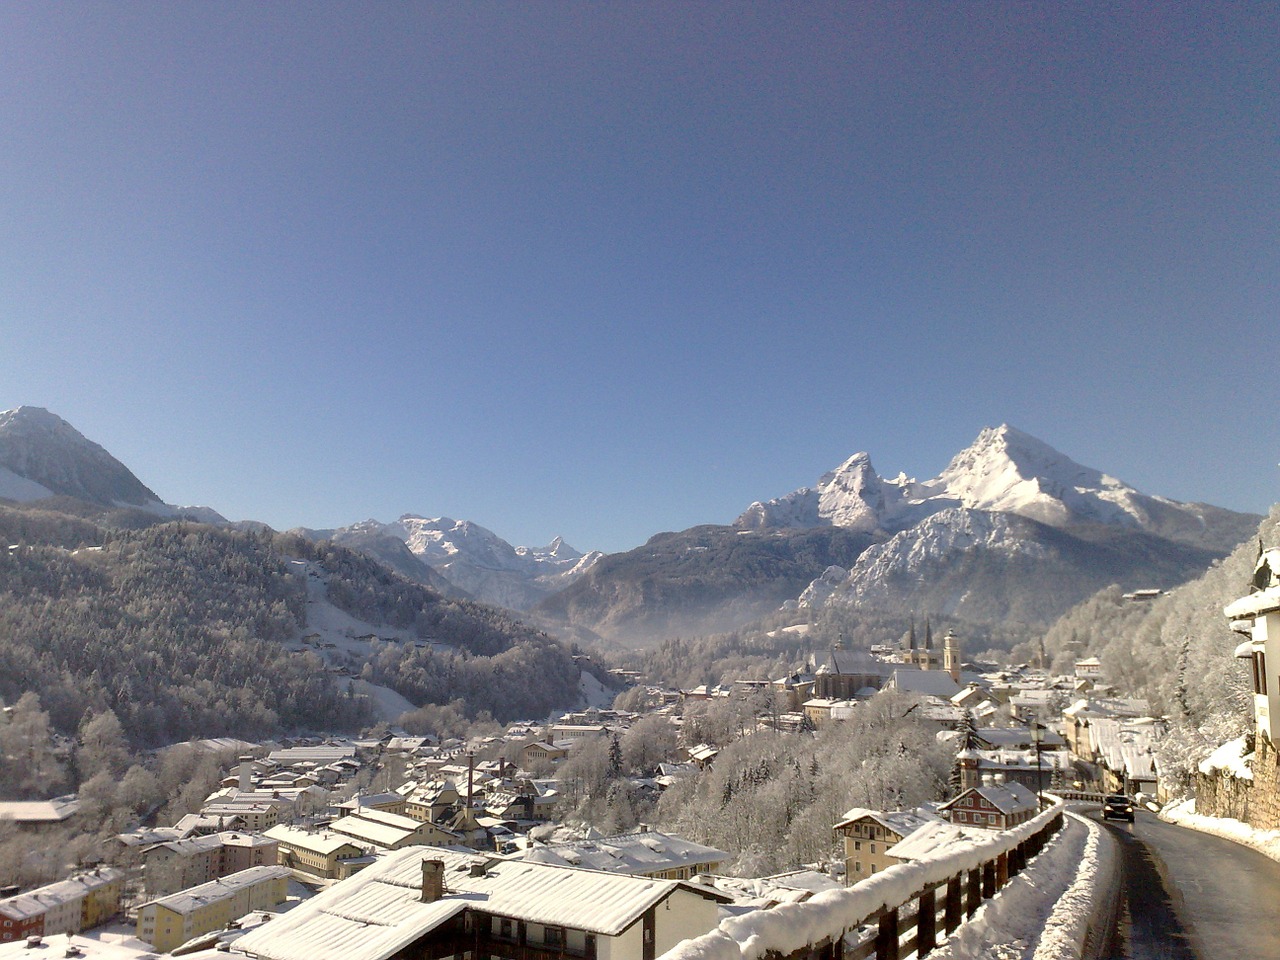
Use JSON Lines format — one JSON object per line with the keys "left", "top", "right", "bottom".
{"left": 264, "top": 824, "right": 367, "bottom": 855}
{"left": 267, "top": 744, "right": 358, "bottom": 766}
{"left": 140, "top": 865, "right": 289, "bottom": 916}
{"left": 1089, "top": 717, "right": 1165, "bottom": 781}
{"left": 148, "top": 833, "right": 225, "bottom": 856}
{"left": 1062, "top": 697, "right": 1151, "bottom": 720}
{"left": 0, "top": 794, "right": 80, "bottom": 823}
{"left": 940, "top": 781, "right": 1038, "bottom": 816}
{"left": 1225, "top": 587, "right": 1280, "bottom": 620}
{"left": 833, "top": 807, "right": 939, "bottom": 837}
{"left": 330, "top": 813, "right": 424, "bottom": 848}
{"left": 504, "top": 830, "right": 728, "bottom": 876}
{"left": 234, "top": 846, "right": 717, "bottom": 960}
{"left": 886, "top": 821, "right": 989, "bottom": 861}
{"left": 886, "top": 669, "right": 961, "bottom": 698}
{"left": 699, "top": 869, "right": 842, "bottom": 906}
{"left": 974, "top": 727, "right": 1065, "bottom": 750}
{"left": 0, "top": 869, "right": 124, "bottom": 921}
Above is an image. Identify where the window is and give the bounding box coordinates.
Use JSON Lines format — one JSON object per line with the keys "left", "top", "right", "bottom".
{"left": 500, "top": 919, "right": 514, "bottom": 939}
{"left": 853, "top": 841, "right": 861, "bottom": 850}
{"left": 870, "top": 843, "right": 876, "bottom": 854}
{"left": 545, "top": 926, "right": 564, "bottom": 948}
{"left": 1261, "top": 652, "right": 1269, "bottom": 695}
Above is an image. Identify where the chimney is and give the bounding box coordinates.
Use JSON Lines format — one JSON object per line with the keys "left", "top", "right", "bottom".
{"left": 238, "top": 757, "right": 253, "bottom": 793}
{"left": 421, "top": 859, "right": 445, "bottom": 902}
{"left": 469, "top": 861, "right": 487, "bottom": 878}
{"left": 467, "top": 752, "right": 475, "bottom": 810}
{"left": 982, "top": 773, "right": 994, "bottom": 788}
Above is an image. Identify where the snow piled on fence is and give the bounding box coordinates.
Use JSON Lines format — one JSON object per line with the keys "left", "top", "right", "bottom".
{"left": 928, "top": 812, "right": 1114, "bottom": 960}
{"left": 658, "top": 803, "right": 1070, "bottom": 960}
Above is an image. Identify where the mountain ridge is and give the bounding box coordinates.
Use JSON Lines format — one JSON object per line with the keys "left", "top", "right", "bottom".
{"left": 539, "top": 425, "right": 1260, "bottom": 646}
{"left": 295, "top": 515, "right": 603, "bottom": 610}
{"left": 735, "top": 423, "right": 1254, "bottom": 551}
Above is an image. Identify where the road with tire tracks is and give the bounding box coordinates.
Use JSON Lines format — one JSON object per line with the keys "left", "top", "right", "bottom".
{"left": 1082, "top": 806, "right": 1280, "bottom": 960}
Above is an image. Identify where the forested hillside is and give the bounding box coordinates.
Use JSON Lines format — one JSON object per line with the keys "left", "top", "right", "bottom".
{"left": 656, "top": 691, "right": 952, "bottom": 875}
{"left": 1034, "top": 506, "right": 1280, "bottom": 794}
{"left": 0, "top": 505, "right": 589, "bottom": 745}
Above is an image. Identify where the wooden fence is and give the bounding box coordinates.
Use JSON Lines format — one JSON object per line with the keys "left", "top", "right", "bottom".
{"left": 660, "top": 803, "right": 1066, "bottom": 960}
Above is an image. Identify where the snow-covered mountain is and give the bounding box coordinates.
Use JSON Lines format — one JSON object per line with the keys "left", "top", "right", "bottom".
{"left": 771, "top": 426, "right": 1261, "bottom": 623}
{"left": 0, "top": 406, "right": 226, "bottom": 521}
{"left": 305, "top": 515, "right": 602, "bottom": 611}
{"left": 541, "top": 425, "right": 1260, "bottom": 646}
{"left": 738, "top": 424, "right": 1249, "bottom": 549}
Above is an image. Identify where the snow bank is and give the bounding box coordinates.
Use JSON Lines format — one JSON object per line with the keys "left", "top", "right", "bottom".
{"left": 919, "top": 812, "right": 1113, "bottom": 960}
{"left": 1161, "top": 798, "right": 1280, "bottom": 860}
{"left": 659, "top": 803, "right": 1065, "bottom": 960}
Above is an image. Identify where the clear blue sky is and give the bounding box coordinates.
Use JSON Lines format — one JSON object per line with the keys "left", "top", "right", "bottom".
{"left": 2, "top": 3, "right": 1276, "bottom": 552}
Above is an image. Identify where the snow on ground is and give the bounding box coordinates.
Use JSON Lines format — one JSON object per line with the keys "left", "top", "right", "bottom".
{"left": 926, "top": 812, "right": 1113, "bottom": 960}
{"left": 1161, "top": 798, "right": 1280, "bottom": 860}
{"left": 767, "top": 624, "right": 812, "bottom": 638}
{"left": 579, "top": 670, "right": 616, "bottom": 709}
{"left": 352, "top": 678, "right": 418, "bottom": 722}
{"left": 0, "top": 465, "right": 54, "bottom": 502}
{"left": 292, "top": 559, "right": 420, "bottom": 654}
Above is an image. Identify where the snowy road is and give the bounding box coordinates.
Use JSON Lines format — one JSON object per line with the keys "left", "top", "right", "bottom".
{"left": 1088, "top": 806, "right": 1280, "bottom": 960}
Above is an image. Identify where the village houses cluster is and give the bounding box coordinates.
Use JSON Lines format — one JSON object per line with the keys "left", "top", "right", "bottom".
{"left": 0, "top": 611, "right": 1173, "bottom": 960}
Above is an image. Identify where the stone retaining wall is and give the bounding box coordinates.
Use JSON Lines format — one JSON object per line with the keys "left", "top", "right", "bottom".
{"left": 1196, "top": 735, "right": 1280, "bottom": 829}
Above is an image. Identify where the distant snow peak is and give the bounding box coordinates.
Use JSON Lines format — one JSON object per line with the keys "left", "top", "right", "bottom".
{"left": 736, "top": 448, "right": 896, "bottom": 534}
{"left": 740, "top": 423, "right": 1175, "bottom": 536}
{"left": 325, "top": 513, "right": 600, "bottom": 610}
{"left": 936, "top": 423, "right": 1149, "bottom": 528}
{"left": 815, "top": 451, "right": 899, "bottom": 532}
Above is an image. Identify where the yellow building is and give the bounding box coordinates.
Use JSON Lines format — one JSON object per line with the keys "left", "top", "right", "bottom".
{"left": 263, "top": 824, "right": 370, "bottom": 881}
{"left": 136, "top": 865, "right": 289, "bottom": 953}
{"left": 833, "top": 808, "right": 938, "bottom": 882}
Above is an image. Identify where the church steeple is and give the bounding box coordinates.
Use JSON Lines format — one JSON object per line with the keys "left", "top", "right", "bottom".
{"left": 924, "top": 618, "right": 933, "bottom": 651}
{"left": 944, "top": 629, "right": 962, "bottom": 683}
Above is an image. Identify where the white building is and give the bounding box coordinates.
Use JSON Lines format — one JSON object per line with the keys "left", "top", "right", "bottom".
{"left": 1228, "top": 549, "right": 1280, "bottom": 742}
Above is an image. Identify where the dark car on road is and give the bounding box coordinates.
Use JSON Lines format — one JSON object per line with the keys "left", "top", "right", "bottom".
{"left": 1103, "top": 793, "right": 1135, "bottom": 821}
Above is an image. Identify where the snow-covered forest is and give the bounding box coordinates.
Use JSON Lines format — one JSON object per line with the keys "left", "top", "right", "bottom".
{"left": 1033, "top": 507, "right": 1280, "bottom": 796}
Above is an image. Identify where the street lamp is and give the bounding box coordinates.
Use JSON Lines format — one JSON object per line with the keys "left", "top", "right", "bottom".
{"left": 1030, "top": 721, "right": 1044, "bottom": 808}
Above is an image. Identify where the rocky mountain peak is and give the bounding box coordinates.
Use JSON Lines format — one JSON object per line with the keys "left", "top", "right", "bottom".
{"left": 0, "top": 405, "right": 165, "bottom": 508}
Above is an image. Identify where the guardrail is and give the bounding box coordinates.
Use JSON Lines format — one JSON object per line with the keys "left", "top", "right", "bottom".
{"left": 661, "top": 801, "right": 1065, "bottom": 960}
{"left": 1052, "top": 791, "right": 1105, "bottom": 803}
